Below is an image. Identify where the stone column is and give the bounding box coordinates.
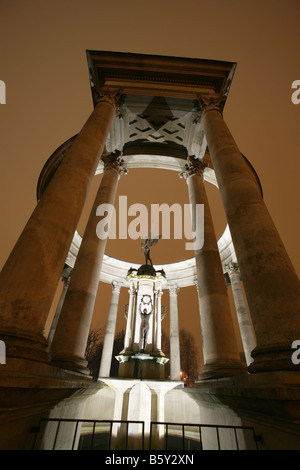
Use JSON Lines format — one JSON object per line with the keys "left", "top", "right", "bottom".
{"left": 181, "top": 157, "right": 246, "bottom": 379}
{"left": 194, "top": 280, "right": 204, "bottom": 371}
{"left": 47, "top": 266, "right": 73, "bottom": 351}
{"left": 50, "top": 153, "right": 127, "bottom": 374}
{"left": 224, "top": 262, "right": 256, "bottom": 366}
{"left": 169, "top": 284, "right": 181, "bottom": 381}
{"left": 123, "top": 285, "right": 137, "bottom": 353}
{"left": 197, "top": 96, "right": 300, "bottom": 372}
{"left": 99, "top": 281, "right": 122, "bottom": 378}
{"left": 0, "top": 89, "right": 123, "bottom": 364}
{"left": 154, "top": 290, "right": 163, "bottom": 354}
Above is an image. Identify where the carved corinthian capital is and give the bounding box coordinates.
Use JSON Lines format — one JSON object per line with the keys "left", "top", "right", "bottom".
{"left": 93, "top": 87, "right": 125, "bottom": 117}
{"left": 101, "top": 151, "right": 128, "bottom": 176}
{"left": 193, "top": 95, "right": 225, "bottom": 124}
{"left": 179, "top": 156, "right": 207, "bottom": 180}
{"left": 224, "top": 261, "right": 240, "bottom": 276}
{"left": 168, "top": 284, "right": 179, "bottom": 297}
{"left": 111, "top": 280, "right": 122, "bottom": 293}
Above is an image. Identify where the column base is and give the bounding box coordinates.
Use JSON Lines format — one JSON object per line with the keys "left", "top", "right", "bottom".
{"left": 197, "top": 360, "right": 248, "bottom": 381}
{"left": 0, "top": 329, "right": 49, "bottom": 364}
{"left": 248, "top": 343, "right": 300, "bottom": 374}
{"left": 50, "top": 354, "right": 91, "bottom": 376}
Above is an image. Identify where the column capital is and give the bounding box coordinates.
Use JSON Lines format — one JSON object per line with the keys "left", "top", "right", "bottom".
{"left": 93, "top": 87, "right": 125, "bottom": 117}
{"left": 179, "top": 156, "right": 207, "bottom": 180}
{"left": 61, "top": 266, "right": 73, "bottom": 287}
{"left": 168, "top": 284, "right": 180, "bottom": 297}
{"left": 193, "top": 95, "right": 225, "bottom": 123}
{"left": 101, "top": 151, "right": 128, "bottom": 176}
{"left": 111, "top": 280, "right": 122, "bottom": 293}
{"left": 128, "top": 285, "right": 137, "bottom": 295}
{"left": 224, "top": 261, "right": 240, "bottom": 276}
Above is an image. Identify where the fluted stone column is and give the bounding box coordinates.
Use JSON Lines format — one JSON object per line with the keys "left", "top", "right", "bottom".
{"left": 197, "top": 96, "right": 300, "bottom": 373}
{"left": 99, "top": 281, "right": 122, "bottom": 378}
{"left": 47, "top": 266, "right": 73, "bottom": 351}
{"left": 225, "top": 262, "right": 256, "bottom": 366}
{"left": 0, "top": 89, "right": 122, "bottom": 364}
{"left": 181, "top": 157, "right": 246, "bottom": 379}
{"left": 169, "top": 285, "right": 181, "bottom": 381}
{"left": 50, "top": 153, "right": 127, "bottom": 374}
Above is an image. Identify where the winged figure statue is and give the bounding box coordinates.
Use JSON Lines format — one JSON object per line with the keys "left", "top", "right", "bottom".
{"left": 141, "top": 230, "right": 162, "bottom": 266}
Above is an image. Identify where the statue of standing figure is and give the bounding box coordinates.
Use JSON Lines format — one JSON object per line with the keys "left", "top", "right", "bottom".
{"left": 141, "top": 234, "right": 162, "bottom": 266}
{"left": 138, "top": 294, "right": 153, "bottom": 352}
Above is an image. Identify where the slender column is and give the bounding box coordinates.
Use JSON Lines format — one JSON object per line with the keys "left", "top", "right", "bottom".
{"left": 50, "top": 153, "right": 127, "bottom": 374}
{"left": 123, "top": 284, "right": 137, "bottom": 353}
{"left": 0, "top": 89, "right": 122, "bottom": 364}
{"left": 225, "top": 262, "right": 256, "bottom": 366}
{"left": 194, "top": 280, "right": 204, "bottom": 371}
{"left": 47, "top": 266, "right": 73, "bottom": 351}
{"left": 154, "top": 290, "right": 163, "bottom": 354}
{"left": 181, "top": 157, "right": 246, "bottom": 379}
{"left": 99, "top": 281, "right": 122, "bottom": 378}
{"left": 169, "top": 284, "right": 181, "bottom": 381}
{"left": 197, "top": 96, "right": 300, "bottom": 372}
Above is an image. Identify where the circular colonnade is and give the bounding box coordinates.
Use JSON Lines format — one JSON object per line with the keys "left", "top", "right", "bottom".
{"left": 38, "top": 136, "right": 240, "bottom": 289}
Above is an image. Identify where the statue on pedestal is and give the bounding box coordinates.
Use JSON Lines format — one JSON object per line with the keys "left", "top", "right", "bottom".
{"left": 141, "top": 234, "right": 162, "bottom": 266}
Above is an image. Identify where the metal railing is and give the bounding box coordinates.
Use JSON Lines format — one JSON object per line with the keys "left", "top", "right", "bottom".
{"left": 31, "top": 418, "right": 261, "bottom": 450}
{"left": 149, "top": 421, "right": 261, "bottom": 450}
{"left": 31, "top": 418, "right": 145, "bottom": 450}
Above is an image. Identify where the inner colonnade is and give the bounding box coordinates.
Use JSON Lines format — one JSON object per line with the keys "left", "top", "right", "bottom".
{"left": 45, "top": 148, "right": 256, "bottom": 381}
{"left": 1, "top": 51, "right": 300, "bottom": 450}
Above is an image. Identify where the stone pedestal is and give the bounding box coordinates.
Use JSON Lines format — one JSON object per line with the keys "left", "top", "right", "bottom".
{"left": 116, "top": 264, "right": 168, "bottom": 380}
{"left": 99, "top": 378, "right": 182, "bottom": 450}
{"left": 117, "top": 353, "right": 167, "bottom": 380}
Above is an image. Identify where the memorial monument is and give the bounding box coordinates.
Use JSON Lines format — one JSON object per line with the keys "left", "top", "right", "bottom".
{"left": 116, "top": 236, "right": 168, "bottom": 379}
{"left": 0, "top": 50, "right": 300, "bottom": 449}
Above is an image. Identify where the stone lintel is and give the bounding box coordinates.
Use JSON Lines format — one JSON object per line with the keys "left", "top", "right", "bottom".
{"left": 86, "top": 50, "right": 236, "bottom": 103}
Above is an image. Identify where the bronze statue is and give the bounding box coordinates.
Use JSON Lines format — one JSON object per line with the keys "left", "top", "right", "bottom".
{"left": 138, "top": 294, "right": 153, "bottom": 352}
{"left": 141, "top": 234, "right": 162, "bottom": 266}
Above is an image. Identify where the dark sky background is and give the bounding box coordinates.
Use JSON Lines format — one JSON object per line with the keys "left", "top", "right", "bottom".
{"left": 0, "top": 0, "right": 299, "bottom": 368}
